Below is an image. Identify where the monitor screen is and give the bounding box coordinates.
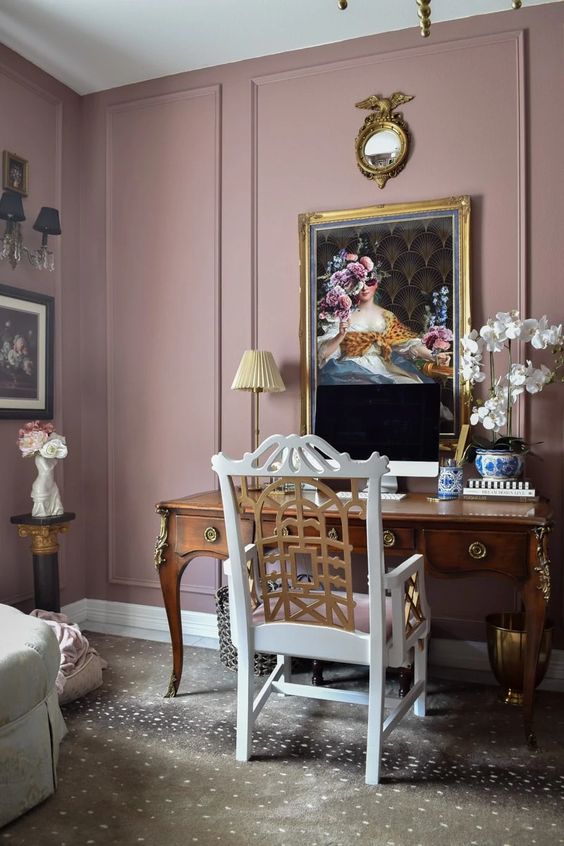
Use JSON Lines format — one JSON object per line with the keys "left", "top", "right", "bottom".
{"left": 314, "top": 383, "right": 440, "bottom": 478}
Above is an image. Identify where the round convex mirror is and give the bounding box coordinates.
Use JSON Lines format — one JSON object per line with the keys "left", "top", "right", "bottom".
{"left": 354, "top": 94, "right": 413, "bottom": 188}
{"left": 363, "top": 128, "right": 403, "bottom": 168}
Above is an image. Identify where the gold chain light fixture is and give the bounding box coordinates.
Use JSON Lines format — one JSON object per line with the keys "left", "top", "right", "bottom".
{"left": 337, "top": 1, "right": 524, "bottom": 38}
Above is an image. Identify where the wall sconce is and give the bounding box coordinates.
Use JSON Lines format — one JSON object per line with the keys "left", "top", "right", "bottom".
{"left": 0, "top": 190, "right": 61, "bottom": 272}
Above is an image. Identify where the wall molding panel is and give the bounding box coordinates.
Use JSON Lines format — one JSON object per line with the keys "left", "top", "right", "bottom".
{"left": 104, "top": 84, "right": 222, "bottom": 589}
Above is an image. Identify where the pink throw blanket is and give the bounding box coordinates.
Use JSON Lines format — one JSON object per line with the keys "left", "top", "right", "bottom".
{"left": 30, "top": 609, "right": 105, "bottom": 695}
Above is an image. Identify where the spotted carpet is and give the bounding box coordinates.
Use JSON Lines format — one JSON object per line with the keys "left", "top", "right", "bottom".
{"left": 2, "top": 633, "right": 564, "bottom": 846}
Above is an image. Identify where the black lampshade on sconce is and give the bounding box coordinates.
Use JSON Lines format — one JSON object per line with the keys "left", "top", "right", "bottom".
{"left": 0, "top": 190, "right": 25, "bottom": 222}
{"left": 33, "top": 206, "right": 61, "bottom": 236}
{"left": 0, "top": 190, "right": 62, "bottom": 271}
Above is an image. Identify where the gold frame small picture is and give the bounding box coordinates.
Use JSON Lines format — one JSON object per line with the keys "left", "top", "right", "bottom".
{"left": 2, "top": 151, "right": 29, "bottom": 196}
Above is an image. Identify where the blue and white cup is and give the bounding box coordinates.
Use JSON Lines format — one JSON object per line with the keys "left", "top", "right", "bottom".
{"left": 438, "top": 464, "right": 464, "bottom": 500}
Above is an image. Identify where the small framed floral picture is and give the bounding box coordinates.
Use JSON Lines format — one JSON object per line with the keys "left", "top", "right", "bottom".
{"left": 0, "top": 284, "right": 54, "bottom": 419}
{"left": 299, "top": 196, "right": 471, "bottom": 446}
{"left": 2, "top": 151, "right": 29, "bottom": 196}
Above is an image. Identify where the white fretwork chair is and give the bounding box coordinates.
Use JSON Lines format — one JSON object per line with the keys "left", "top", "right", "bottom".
{"left": 211, "top": 433, "right": 430, "bottom": 785}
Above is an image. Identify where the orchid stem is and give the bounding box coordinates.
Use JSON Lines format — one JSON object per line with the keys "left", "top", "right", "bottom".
{"left": 507, "top": 340, "right": 512, "bottom": 438}
{"left": 489, "top": 350, "right": 495, "bottom": 443}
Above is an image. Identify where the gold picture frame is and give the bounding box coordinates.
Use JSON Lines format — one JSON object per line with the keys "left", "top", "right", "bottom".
{"left": 2, "top": 150, "right": 29, "bottom": 196}
{"left": 299, "top": 196, "right": 471, "bottom": 448}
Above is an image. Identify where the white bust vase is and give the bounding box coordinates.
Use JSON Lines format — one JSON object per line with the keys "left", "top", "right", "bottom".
{"left": 31, "top": 454, "right": 64, "bottom": 517}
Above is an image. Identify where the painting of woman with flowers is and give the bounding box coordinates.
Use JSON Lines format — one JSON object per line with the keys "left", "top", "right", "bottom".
{"left": 317, "top": 244, "right": 452, "bottom": 387}
{"left": 299, "top": 198, "right": 470, "bottom": 442}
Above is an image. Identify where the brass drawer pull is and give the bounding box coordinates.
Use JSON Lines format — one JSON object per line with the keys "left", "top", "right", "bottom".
{"left": 203, "top": 526, "right": 219, "bottom": 543}
{"left": 328, "top": 527, "right": 339, "bottom": 541}
{"left": 468, "top": 540, "right": 487, "bottom": 560}
{"left": 274, "top": 526, "right": 289, "bottom": 537}
{"left": 383, "top": 530, "right": 396, "bottom": 548}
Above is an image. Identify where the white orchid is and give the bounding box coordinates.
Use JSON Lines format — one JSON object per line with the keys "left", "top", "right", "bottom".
{"left": 460, "top": 353, "right": 485, "bottom": 384}
{"left": 493, "top": 310, "right": 522, "bottom": 340}
{"left": 470, "top": 396, "right": 507, "bottom": 431}
{"left": 479, "top": 323, "right": 506, "bottom": 353}
{"left": 529, "top": 316, "right": 563, "bottom": 350}
{"left": 460, "top": 310, "right": 563, "bottom": 443}
{"left": 461, "top": 329, "right": 483, "bottom": 356}
{"left": 523, "top": 362, "right": 552, "bottom": 394}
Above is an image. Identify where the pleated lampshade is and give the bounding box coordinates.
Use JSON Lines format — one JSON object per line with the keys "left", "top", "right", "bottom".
{"left": 231, "top": 350, "right": 285, "bottom": 393}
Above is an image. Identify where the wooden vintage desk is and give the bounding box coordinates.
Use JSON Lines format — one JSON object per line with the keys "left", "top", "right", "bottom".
{"left": 154, "top": 490, "right": 553, "bottom": 745}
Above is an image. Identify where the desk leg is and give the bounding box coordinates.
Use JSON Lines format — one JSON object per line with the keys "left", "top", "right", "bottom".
{"left": 521, "top": 526, "right": 551, "bottom": 747}
{"left": 155, "top": 508, "right": 183, "bottom": 698}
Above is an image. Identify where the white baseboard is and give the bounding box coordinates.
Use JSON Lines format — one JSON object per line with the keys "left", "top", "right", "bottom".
{"left": 62, "top": 598, "right": 218, "bottom": 644}
{"left": 429, "top": 636, "right": 564, "bottom": 691}
{"left": 62, "top": 598, "right": 564, "bottom": 691}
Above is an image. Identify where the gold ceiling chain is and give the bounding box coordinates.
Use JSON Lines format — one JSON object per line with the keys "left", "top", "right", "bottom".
{"left": 337, "top": 1, "right": 524, "bottom": 39}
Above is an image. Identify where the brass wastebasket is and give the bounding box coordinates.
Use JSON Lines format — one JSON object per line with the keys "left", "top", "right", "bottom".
{"left": 486, "top": 612, "right": 553, "bottom": 705}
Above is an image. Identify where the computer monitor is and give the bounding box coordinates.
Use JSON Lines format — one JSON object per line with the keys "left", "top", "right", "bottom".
{"left": 314, "top": 383, "right": 440, "bottom": 488}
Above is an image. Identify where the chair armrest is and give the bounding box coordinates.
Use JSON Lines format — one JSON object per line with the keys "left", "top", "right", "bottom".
{"left": 384, "top": 553, "right": 429, "bottom": 664}
{"left": 223, "top": 543, "right": 257, "bottom": 577}
{"left": 384, "top": 553, "right": 424, "bottom": 590}
{"left": 223, "top": 544, "right": 259, "bottom": 648}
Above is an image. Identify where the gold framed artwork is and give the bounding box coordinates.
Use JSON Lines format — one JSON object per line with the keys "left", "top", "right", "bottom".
{"left": 2, "top": 151, "right": 29, "bottom": 196}
{"left": 299, "top": 196, "right": 471, "bottom": 448}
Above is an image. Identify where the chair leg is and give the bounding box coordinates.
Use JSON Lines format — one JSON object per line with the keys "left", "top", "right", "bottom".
{"left": 311, "top": 659, "right": 324, "bottom": 685}
{"left": 236, "top": 647, "right": 254, "bottom": 761}
{"left": 413, "top": 638, "right": 428, "bottom": 717}
{"left": 365, "top": 664, "right": 385, "bottom": 785}
{"left": 398, "top": 664, "right": 413, "bottom": 697}
{"left": 281, "top": 654, "right": 291, "bottom": 684}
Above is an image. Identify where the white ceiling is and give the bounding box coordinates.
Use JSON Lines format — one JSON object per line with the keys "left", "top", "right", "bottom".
{"left": 0, "top": 0, "right": 560, "bottom": 95}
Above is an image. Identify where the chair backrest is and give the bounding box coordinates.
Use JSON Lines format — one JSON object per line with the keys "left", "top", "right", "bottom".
{"left": 212, "top": 434, "right": 389, "bottom": 640}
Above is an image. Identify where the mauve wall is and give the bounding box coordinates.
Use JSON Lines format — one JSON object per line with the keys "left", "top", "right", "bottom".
{"left": 1, "top": 4, "right": 563, "bottom": 646}
{"left": 79, "top": 4, "right": 564, "bottom": 643}
{"left": 0, "top": 46, "right": 82, "bottom": 608}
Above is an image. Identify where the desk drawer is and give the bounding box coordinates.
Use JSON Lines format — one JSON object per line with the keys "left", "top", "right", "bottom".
{"left": 346, "top": 525, "right": 414, "bottom": 551}
{"left": 423, "top": 529, "right": 528, "bottom": 579}
{"left": 175, "top": 515, "right": 253, "bottom": 558}
{"left": 380, "top": 527, "right": 415, "bottom": 551}
{"left": 258, "top": 521, "right": 413, "bottom": 552}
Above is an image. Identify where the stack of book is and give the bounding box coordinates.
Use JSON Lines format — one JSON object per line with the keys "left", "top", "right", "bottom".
{"left": 463, "top": 478, "right": 538, "bottom": 502}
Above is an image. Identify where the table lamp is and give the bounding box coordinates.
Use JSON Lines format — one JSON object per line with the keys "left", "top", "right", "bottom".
{"left": 231, "top": 350, "right": 286, "bottom": 454}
